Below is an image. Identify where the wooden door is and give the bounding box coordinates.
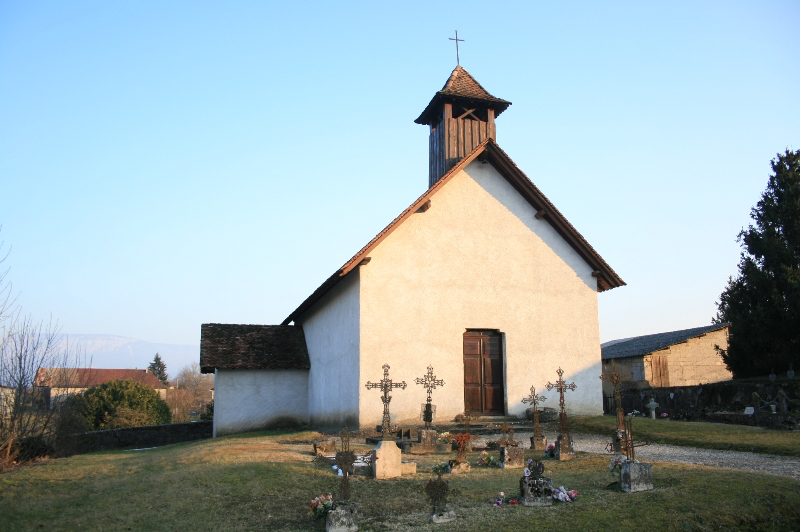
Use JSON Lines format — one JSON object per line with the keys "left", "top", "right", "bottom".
{"left": 463, "top": 331, "right": 504, "bottom": 415}
{"left": 651, "top": 355, "right": 670, "bottom": 387}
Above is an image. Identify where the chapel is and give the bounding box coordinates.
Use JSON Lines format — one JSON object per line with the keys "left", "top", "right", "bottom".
{"left": 200, "top": 65, "right": 625, "bottom": 436}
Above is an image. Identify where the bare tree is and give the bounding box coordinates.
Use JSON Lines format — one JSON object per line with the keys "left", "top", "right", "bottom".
{"left": 0, "top": 316, "right": 89, "bottom": 467}
{"left": 167, "top": 362, "right": 213, "bottom": 422}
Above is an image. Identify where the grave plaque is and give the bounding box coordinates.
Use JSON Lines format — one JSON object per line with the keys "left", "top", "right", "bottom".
{"left": 500, "top": 446, "right": 525, "bottom": 468}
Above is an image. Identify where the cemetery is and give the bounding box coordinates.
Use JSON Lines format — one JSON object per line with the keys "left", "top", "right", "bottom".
{"left": 5, "top": 363, "right": 799, "bottom": 531}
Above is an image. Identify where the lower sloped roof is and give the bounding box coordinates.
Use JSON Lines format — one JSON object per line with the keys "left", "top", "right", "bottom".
{"left": 200, "top": 323, "right": 310, "bottom": 374}
{"left": 33, "top": 368, "right": 167, "bottom": 389}
{"left": 601, "top": 323, "right": 729, "bottom": 361}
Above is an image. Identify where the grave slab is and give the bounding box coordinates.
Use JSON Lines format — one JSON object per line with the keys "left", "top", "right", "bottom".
{"left": 400, "top": 461, "right": 417, "bottom": 475}
{"left": 620, "top": 461, "right": 653, "bottom": 493}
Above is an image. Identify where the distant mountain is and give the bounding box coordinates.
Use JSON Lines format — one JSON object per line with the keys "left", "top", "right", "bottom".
{"left": 57, "top": 334, "right": 199, "bottom": 376}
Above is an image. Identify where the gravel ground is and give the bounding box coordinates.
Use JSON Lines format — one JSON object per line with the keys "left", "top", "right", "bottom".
{"left": 470, "top": 431, "right": 800, "bottom": 481}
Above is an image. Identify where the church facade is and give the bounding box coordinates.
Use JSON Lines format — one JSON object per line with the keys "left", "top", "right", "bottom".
{"left": 201, "top": 66, "right": 624, "bottom": 436}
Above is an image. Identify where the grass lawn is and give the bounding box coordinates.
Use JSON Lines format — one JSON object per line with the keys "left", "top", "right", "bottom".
{"left": 2, "top": 430, "right": 800, "bottom": 531}
{"left": 570, "top": 415, "right": 800, "bottom": 456}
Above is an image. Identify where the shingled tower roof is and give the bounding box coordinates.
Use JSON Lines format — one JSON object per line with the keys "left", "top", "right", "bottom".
{"left": 415, "top": 66, "right": 511, "bottom": 125}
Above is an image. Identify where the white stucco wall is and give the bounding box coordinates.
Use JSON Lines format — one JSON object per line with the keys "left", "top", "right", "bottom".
{"left": 358, "top": 160, "right": 604, "bottom": 426}
{"left": 213, "top": 369, "right": 308, "bottom": 436}
{"left": 299, "top": 272, "right": 361, "bottom": 429}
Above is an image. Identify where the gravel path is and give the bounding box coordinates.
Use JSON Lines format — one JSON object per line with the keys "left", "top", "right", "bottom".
{"left": 471, "top": 431, "right": 800, "bottom": 481}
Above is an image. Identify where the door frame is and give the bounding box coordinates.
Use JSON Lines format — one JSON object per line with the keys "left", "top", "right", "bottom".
{"left": 462, "top": 329, "right": 506, "bottom": 416}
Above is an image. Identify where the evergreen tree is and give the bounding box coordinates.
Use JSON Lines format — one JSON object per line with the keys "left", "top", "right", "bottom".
{"left": 147, "top": 353, "right": 169, "bottom": 385}
{"left": 715, "top": 149, "right": 800, "bottom": 377}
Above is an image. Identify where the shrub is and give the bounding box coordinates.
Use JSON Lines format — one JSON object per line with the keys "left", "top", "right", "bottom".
{"left": 68, "top": 379, "right": 171, "bottom": 430}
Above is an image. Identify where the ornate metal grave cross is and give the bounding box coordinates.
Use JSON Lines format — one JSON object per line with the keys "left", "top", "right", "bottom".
{"left": 545, "top": 367, "right": 577, "bottom": 437}
{"left": 621, "top": 415, "right": 649, "bottom": 461}
{"left": 449, "top": 30, "right": 464, "bottom": 65}
{"left": 496, "top": 419, "right": 517, "bottom": 447}
{"left": 460, "top": 411, "right": 475, "bottom": 436}
{"left": 415, "top": 365, "right": 444, "bottom": 429}
{"left": 454, "top": 432, "right": 471, "bottom": 463}
{"left": 365, "top": 364, "right": 407, "bottom": 440}
{"left": 600, "top": 360, "right": 625, "bottom": 432}
{"left": 522, "top": 386, "right": 547, "bottom": 439}
{"left": 335, "top": 426, "right": 356, "bottom": 501}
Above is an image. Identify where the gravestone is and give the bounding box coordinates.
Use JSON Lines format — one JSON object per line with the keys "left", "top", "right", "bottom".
{"left": 520, "top": 461, "right": 553, "bottom": 507}
{"left": 646, "top": 398, "right": 659, "bottom": 419}
{"left": 501, "top": 446, "right": 525, "bottom": 468}
{"left": 554, "top": 434, "right": 575, "bottom": 461}
{"left": 372, "top": 440, "right": 402, "bottom": 479}
{"left": 326, "top": 503, "right": 358, "bottom": 532}
{"left": 412, "top": 429, "right": 437, "bottom": 454}
{"left": 620, "top": 461, "right": 653, "bottom": 493}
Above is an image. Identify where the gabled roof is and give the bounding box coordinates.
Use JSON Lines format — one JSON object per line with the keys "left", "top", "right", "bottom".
{"left": 601, "top": 323, "right": 729, "bottom": 361}
{"left": 34, "top": 368, "right": 167, "bottom": 389}
{"left": 283, "top": 138, "right": 625, "bottom": 325}
{"left": 200, "top": 324, "right": 310, "bottom": 374}
{"left": 415, "top": 66, "right": 512, "bottom": 125}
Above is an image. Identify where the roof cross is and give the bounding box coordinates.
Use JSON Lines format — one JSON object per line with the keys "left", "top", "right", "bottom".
{"left": 365, "top": 364, "right": 407, "bottom": 440}
{"left": 449, "top": 30, "right": 464, "bottom": 65}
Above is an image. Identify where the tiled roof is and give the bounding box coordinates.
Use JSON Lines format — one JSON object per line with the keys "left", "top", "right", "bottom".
{"left": 34, "top": 368, "right": 167, "bottom": 389}
{"left": 282, "top": 138, "right": 625, "bottom": 325}
{"left": 200, "top": 324, "right": 310, "bottom": 373}
{"left": 415, "top": 66, "right": 512, "bottom": 125}
{"left": 601, "top": 323, "right": 729, "bottom": 361}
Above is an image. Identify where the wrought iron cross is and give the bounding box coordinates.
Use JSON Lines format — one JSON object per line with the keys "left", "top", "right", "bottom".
{"left": 522, "top": 386, "right": 547, "bottom": 438}
{"left": 600, "top": 360, "right": 625, "bottom": 432}
{"left": 335, "top": 426, "right": 356, "bottom": 501}
{"left": 545, "top": 367, "right": 577, "bottom": 437}
{"left": 415, "top": 365, "right": 444, "bottom": 429}
{"left": 365, "top": 364, "right": 407, "bottom": 440}
{"left": 449, "top": 30, "right": 464, "bottom": 65}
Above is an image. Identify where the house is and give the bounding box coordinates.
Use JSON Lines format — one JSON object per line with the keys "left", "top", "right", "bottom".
{"left": 0, "top": 385, "right": 12, "bottom": 419}
{"left": 201, "top": 66, "right": 625, "bottom": 436}
{"left": 600, "top": 323, "right": 731, "bottom": 398}
{"left": 34, "top": 368, "right": 168, "bottom": 404}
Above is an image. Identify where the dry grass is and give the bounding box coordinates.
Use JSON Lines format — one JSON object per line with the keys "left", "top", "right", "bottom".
{"left": 571, "top": 415, "right": 800, "bottom": 456}
{"left": 1, "top": 429, "right": 799, "bottom": 531}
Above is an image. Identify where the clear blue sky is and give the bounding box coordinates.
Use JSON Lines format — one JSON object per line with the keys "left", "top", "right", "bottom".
{"left": 1, "top": 1, "right": 798, "bottom": 346}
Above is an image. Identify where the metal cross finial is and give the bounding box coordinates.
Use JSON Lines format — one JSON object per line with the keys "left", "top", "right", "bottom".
{"left": 545, "top": 367, "right": 577, "bottom": 437}
{"left": 365, "top": 364, "right": 407, "bottom": 440}
{"left": 449, "top": 30, "right": 464, "bottom": 65}
{"left": 600, "top": 360, "right": 625, "bottom": 432}
{"left": 415, "top": 365, "right": 444, "bottom": 429}
{"left": 522, "top": 386, "right": 547, "bottom": 438}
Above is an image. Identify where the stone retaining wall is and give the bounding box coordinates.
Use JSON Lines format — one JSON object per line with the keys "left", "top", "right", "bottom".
{"left": 605, "top": 380, "right": 800, "bottom": 428}
{"left": 65, "top": 421, "right": 213, "bottom": 455}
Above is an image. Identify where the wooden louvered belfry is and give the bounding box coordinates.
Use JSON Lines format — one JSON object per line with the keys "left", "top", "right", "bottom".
{"left": 415, "top": 66, "right": 512, "bottom": 187}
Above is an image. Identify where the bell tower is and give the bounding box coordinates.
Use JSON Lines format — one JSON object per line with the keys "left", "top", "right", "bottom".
{"left": 415, "top": 66, "right": 511, "bottom": 187}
